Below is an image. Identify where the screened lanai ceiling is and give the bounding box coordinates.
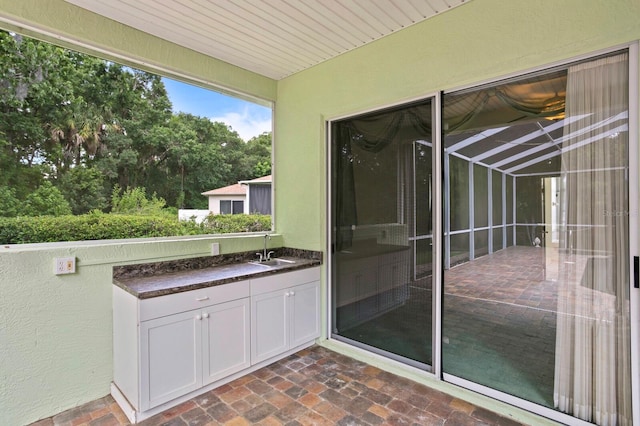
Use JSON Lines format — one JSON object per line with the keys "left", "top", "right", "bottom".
{"left": 64, "top": 0, "right": 470, "bottom": 80}
{"left": 443, "top": 66, "right": 629, "bottom": 176}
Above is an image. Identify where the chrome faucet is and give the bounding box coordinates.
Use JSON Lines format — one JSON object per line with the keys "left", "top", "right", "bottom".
{"left": 256, "top": 233, "right": 274, "bottom": 262}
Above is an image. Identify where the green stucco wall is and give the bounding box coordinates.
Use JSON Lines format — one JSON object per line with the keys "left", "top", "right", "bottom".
{"left": 274, "top": 0, "right": 640, "bottom": 252}
{"left": 1, "top": 0, "right": 639, "bottom": 424}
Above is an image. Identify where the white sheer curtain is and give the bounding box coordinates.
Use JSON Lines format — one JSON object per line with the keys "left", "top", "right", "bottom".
{"left": 554, "top": 52, "right": 631, "bottom": 425}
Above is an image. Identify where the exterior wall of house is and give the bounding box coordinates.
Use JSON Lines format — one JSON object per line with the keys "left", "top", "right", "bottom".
{"left": 0, "top": 0, "right": 639, "bottom": 425}
{"left": 274, "top": 0, "right": 640, "bottom": 252}
{"left": 273, "top": 0, "right": 640, "bottom": 421}
{"left": 208, "top": 194, "right": 247, "bottom": 214}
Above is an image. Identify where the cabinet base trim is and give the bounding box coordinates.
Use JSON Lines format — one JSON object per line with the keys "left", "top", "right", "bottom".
{"left": 111, "top": 383, "right": 137, "bottom": 424}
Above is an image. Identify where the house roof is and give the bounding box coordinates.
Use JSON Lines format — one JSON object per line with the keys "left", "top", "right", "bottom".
{"left": 63, "top": 0, "right": 469, "bottom": 80}
{"left": 201, "top": 183, "right": 246, "bottom": 196}
{"left": 201, "top": 175, "right": 271, "bottom": 196}
{"left": 239, "top": 174, "right": 272, "bottom": 185}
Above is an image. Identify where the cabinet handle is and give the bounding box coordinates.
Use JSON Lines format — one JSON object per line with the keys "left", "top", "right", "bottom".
{"left": 290, "top": 291, "right": 295, "bottom": 296}
{"left": 196, "top": 314, "right": 202, "bottom": 320}
{"left": 196, "top": 296, "right": 210, "bottom": 301}
{"left": 203, "top": 313, "right": 209, "bottom": 319}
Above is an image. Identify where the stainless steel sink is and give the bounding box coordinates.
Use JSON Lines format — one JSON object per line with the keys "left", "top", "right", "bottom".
{"left": 249, "top": 258, "right": 296, "bottom": 268}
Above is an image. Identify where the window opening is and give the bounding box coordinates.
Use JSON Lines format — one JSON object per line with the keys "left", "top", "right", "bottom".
{"left": 0, "top": 30, "right": 273, "bottom": 244}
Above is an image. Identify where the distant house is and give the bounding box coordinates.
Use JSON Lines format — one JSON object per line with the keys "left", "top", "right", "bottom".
{"left": 201, "top": 175, "right": 271, "bottom": 215}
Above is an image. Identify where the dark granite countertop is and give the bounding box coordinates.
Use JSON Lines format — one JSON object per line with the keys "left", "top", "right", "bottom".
{"left": 113, "top": 247, "right": 322, "bottom": 299}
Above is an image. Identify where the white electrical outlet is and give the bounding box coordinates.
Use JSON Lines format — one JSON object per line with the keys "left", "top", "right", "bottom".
{"left": 211, "top": 243, "right": 220, "bottom": 255}
{"left": 54, "top": 257, "right": 76, "bottom": 275}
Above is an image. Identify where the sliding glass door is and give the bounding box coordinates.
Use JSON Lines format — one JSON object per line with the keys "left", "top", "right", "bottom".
{"left": 331, "top": 99, "right": 434, "bottom": 367}
{"left": 442, "top": 51, "right": 632, "bottom": 424}
{"left": 330, "top": 48, "right": 635, "bottom": 425}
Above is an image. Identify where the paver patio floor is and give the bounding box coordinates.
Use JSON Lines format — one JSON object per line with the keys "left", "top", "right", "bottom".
{"left": 29, "top": 345, "right": 524, "bottom": 426}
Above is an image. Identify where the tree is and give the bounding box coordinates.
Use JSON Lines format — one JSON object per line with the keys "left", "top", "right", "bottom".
{"left": 22, "top": 181, "right": 72, "bottom": 216}
{"left": 58, "top": 167, "right": 108, "bottom": 214}
{"left": 246, "top": 132, "right": 272, "bottom": 177}
{"left": 0, "top": 186, "right": 20, "bottom": 217}
{"left": 154, "top": 114, "right": 231, "bottom": 208}
{"left": 0, "top": 29, "right": 273, "bottom": 218}
{"left": 216, "top": 128, "right": 271, "bottom": 185}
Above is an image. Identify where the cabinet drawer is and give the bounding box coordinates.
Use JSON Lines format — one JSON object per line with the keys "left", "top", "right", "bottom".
{"left": 250, "top": 267, "right": 320, "bottom": 295}
{"left": 140, "top": 280, "right": 250, "bottom": 321}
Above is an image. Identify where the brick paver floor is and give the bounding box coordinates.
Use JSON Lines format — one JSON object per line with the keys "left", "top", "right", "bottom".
{"left": 30, "top": 346, "right": 524, "bottom": 426}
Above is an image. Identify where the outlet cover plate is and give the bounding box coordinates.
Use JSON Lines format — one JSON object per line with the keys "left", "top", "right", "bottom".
{"left": 55, "top": 257, "right": 76, "bottom": 275}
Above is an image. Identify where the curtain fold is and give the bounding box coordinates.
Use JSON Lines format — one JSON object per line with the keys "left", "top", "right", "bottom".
{"left": 554, "top": 52, "right": 631, "bottom": 426}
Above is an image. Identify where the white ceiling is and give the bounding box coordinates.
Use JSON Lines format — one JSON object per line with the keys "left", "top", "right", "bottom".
{"left": 64, "top": 0, "right": 470, "bottom": 80}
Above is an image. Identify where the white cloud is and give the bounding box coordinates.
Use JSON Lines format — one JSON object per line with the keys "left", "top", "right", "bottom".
{"left": 210, "top": 106, "right": 272, "bottom": 141}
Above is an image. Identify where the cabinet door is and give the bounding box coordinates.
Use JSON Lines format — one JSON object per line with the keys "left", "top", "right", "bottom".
{"left": 140, "top": 310, "right": 202, "bottom": 410}
{"left": 202, "top": 298, "right": 250, "bottom": 384}
{"left": 290, "top": 281, "right": 320, "bottom": 348}
{"left": 378, "top": 251, "right": 410, "bottom": 312}
{"left": 251, "top": 289, "right": 288, "bottom": 364}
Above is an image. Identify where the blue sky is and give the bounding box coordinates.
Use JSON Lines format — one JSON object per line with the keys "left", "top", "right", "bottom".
{"left": 162, "top": 77, "right": 272, "bottom": 141}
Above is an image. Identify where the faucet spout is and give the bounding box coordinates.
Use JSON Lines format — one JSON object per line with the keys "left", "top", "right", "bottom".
{"left": 263, "top": 233, "right": 271, "bottom": 261}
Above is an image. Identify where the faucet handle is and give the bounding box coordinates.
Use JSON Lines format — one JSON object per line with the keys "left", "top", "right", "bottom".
{"left": 255, "top": 252, "right": 264, "bottom": 262}
{"left": 267, "top": 251, "right": 275, "bottom": 260}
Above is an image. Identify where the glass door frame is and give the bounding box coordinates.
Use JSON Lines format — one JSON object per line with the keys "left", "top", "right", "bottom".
{"left": 439, "top": 43, "right": 640, "bottom": 425}
{"left": 326, "top": 42, "right": 639, "bottom": 425}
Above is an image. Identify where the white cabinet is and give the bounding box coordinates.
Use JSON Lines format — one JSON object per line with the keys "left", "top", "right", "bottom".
{"left": 139, "top": 297, "right": 251, "bottom": 410}
{"left": 335, "top": 248, "right": 409, "bottom": 329}
{"left": 112, "top": 265, "right": 320, "bottom": 423}
{"left": 202, "top": 298, "right": 251, "bottom": 384}
{"left": 113, "top": 280, "right": 250, "bottom": 413}
{"left": 250, "top": 268, "right": 320, "bottom": 364}
{"left": 140, "top": 309, "right": 202, "bottom": 410}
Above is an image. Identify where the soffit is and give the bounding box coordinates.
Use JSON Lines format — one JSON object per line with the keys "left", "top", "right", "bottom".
{"left": 64, "top": 0, "right": 470, "bottom": 80}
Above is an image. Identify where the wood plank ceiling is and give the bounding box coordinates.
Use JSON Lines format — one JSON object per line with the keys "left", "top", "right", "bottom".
{"left": 64, "top": 0, "right": 470, "bottom": 80}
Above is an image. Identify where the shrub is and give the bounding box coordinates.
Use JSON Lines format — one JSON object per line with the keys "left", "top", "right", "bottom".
{"left": 111, "top": 185, "right": 167, "bottom": 215}
{"left": 0, "top": 212, "right": 272, "bottom": 244}
{"left": 200, "top": 213, "right": 271, "bottom": 233}
{"left": 0, "top": 213, "right": 199, "bottom": 244}
{"left": 22, "top": 181, "right": 72, "bottom": 216}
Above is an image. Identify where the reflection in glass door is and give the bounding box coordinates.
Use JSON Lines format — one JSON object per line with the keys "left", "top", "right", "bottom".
{"left": 442, "top": 51, "right": 632, "bottom": 425}
{"left": 409, "top": 141, "right": 433, "bottom": 282}
{"left": 331, "top": 99, "right": 434, "bottom": 367}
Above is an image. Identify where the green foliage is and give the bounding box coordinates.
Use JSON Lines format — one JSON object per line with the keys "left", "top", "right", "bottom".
{"left": 111, "top": 185, "right": 167, "bottom": 215}
{"left": 0, "top": 213, "right": 271, "bottom": 244}
{"left": 0, "top": 213, "right": 199, "bottom": 244}
{"left": 201, "top": 213, "right": 271, "bottom": 234}
{"left": 0, "top": 30, "right": 273, "bottom": 241}
{"left": 58, "top": 167, "right": 108, "bottom": 214}
{"left": 0, "top": 186, "right": 20, "bottom": 217}
{"left": 22, "top": 181, "right": 72, "bottom": 216}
